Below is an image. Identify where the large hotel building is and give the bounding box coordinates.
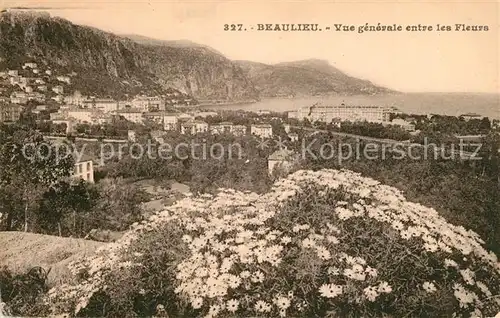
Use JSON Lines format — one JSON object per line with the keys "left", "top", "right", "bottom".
{"left": 288, "top": 103, "right": 391, "bottom": 123}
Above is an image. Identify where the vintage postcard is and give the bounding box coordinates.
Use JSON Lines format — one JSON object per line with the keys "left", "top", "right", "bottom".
{"left": 0, "top": 1, "right": 499, "bottom": 317}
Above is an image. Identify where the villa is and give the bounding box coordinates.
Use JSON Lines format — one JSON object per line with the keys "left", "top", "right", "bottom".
{"left": 251, "top": 124, "right": 273, "bottom": 139}
{"left": 73, "top": 154, "right": 95, "bottom": 183}
{"left": 116, "top": 109, "right": 144, "bottom": 124}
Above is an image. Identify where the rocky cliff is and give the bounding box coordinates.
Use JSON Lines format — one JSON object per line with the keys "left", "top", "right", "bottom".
{"left": 0, "top": 11, "right": 394, "bottom": 101}
{"left": 0, "top": 11, "right": 259, "bottom": 101}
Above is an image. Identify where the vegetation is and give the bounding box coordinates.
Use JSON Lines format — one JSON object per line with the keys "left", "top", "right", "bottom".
{"left": 100, "top": 132, "right": 274, "bottom": 195}
{"left": 290, "top": 131, "right": 500, "bottom": 254}
{"left": 415, "top": 114, "right": 492, "bottom": 135}
{"left": 0, "top": 266, "right": 49, "bottom": 317}
{"left": 335, "top": 121, "right": 411, "bottom": 141}
{"left": 0, "top": 123, "right": 150, "bottom": 238}
{"left": 40, "top": 170, "right": 500, "bottom": 317}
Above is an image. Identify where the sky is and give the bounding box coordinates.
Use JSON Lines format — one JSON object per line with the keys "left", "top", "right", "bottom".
{"left": 1, "top": 0, "right": 499, "bottom": 93}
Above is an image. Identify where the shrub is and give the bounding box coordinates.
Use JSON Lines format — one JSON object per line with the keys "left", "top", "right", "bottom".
{"left": 0, "top": 266, "right": 50, "bottom": 316}
{"left": 45, "top": 169, "right": 500, "bottom": 317}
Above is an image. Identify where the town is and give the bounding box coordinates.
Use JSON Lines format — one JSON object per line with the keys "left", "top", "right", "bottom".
{"left": 1, "top": 61, "right": 499, "bottom": 184}
{"left": 1, "top": 54, "right": 500, "bottom": 318}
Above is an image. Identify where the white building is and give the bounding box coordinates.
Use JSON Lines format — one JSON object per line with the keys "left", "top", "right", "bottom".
{"left": 65, "top": 92, "right": 86, "bottom": 106}
{"left": 256, "top": 110, "right": 271, "bottom": 115}
{"left": 52, "top": 85, "right": 64, "bottom": 94}
{"left": 131, "top": 96, "right": 149, "bottom": 112}
{"left": 132, "top": 96, "right": 165, "bottom": 112}
{"left": 7, "top": 70, "right": 19, "bottom": 77}
{"left": 251, "top": 124, "right": 273, "bottom": 138}
{"left": 73, "top": 154, "right": 94, "bottom": 183}
{"left": 27, "top": 92, "right": 45, "bottom": 103}
{"left": 117, "top": 101, "right": 130, "bottom": 110}
{"left": 210, "top": 122, "right": 233, "bottom": 135}
{"left": 10, "top": 92, "right": 27, "bottom": 104}
{"left": 231, "top": 125, "right": 247, "bottom": 136}
{"left": 146, "top": 96, "right": 165, "bottom": 111}
{"left": 163, "top": 113, "right": 179, "bottom": 131}
{"left": 52, "top": 95, "right": 65, "bottom": 103}
{"left": 116, "top": 109, "right": 144, "bottom": 124}
{"left": 288, "top": 132, "right": 299, "bottom": 142}
{"left": 23, "top": 62, "right": 37, "bottom": 69}
{"left": 178, "top": 113, "right": 195, "bottom": 122}
{"left": 9, "top": 76, "right": 20, "bottom": 85}
{"left": 91, "top": 111, "right": 113, "bottom": 125}
{"left": 34, "top": 105, "right": 47, "bottom": 112}
{"left": 128, "top": 130, "right": 137, "bottom": 142}
{"left": 56, "top": 76, "right": 71, "bottom": 84}
{"left": 194, "top": 120, "right": 209, "bottom": 134}
{"left": 288, "top": 103, "right": 390, "bottom": 123}
{"left": 390, "top": 118, "right": 415, "bottom": 132}
{"left": 17, "top": 77, "right": 29, "bottom": 88}
{"left": 284, "top": 124, "right": 291, "bottom": 134}
{"left": 0, "top": 103, "right": 22, "bottom": 123}
{"left": 181, "top": 120, "right": 209, "bottom": 134}
{"left": 82, "top": 99, "right": 118, "bottom": 113}
{"left": 50, "top": 112, "right": 66, "bottom": 121}
{"left": 66, "top": 109, "right": 94, "bottom": 123}
{"left": 143, "top": 112, "right": 165, "bottom": 125}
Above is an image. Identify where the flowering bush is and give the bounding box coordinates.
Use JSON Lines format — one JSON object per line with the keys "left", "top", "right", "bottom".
{"left": 44, "top": 169, "right": 500, "bottom": 317}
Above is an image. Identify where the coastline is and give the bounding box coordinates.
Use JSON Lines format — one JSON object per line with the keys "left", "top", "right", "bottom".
{"left": 196, "top": 99, "right": 260, "bottom": 108}
{"left": 191, "top": 93, "right": 499, "bottom": 119}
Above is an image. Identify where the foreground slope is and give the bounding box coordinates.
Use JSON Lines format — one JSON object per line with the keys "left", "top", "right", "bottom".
{"left": 42, "top": 169, "right": 500, "bottom": 317}
{"left": 0, "top": 231, "right": 103, "bottom": 287}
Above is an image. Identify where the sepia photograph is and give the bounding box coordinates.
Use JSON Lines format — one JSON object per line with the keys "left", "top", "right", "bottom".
{"left": 0, "top": 0, "right": 499, "bottom": 317}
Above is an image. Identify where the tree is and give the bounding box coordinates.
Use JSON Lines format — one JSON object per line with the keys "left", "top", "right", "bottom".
{"left": 478, "top": 132, "right": 500, "bottom": 183}
{"left": 37, "top": 179, "right": 98, "bottom": 236}
{"left": 479, "top": 117, "right": 492, "bottom": 132}
{"left": 0, "top": 125, "right": 73, "bottom": 231}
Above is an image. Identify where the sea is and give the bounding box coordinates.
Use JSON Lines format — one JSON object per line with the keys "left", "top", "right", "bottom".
{"left": 199, "top": 93, "right": 500, "bottom": 119}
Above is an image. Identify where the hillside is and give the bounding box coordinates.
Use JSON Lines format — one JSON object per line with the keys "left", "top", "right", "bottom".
{"left": 122, "top": 34, "right": 223, "bottom": 55}
{"left": 236, "top": 59, "right": 396, "bottom": 97}
{"left": 0, "top": 11, "right": 258, "bottom": 101}
{"left": 0, "top": 11, "right": 395, "bottom": 102}
{"left": 41, "top": 169, "right": 500, "bottom": 317}
{"left": 0, "top": 231, "right": 103, "bottom": 287}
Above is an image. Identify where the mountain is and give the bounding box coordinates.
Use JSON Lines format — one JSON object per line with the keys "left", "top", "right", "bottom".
{"left": 0, "top": 11, "right": 258, "bottom": 101}
{"left": 236, "top": 59, "right": 396, "bottom": 97}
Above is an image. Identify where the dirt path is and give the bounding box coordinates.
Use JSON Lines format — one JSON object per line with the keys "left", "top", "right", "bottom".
{"left": 0, "top": 231, "right": 104, "bottom": 287}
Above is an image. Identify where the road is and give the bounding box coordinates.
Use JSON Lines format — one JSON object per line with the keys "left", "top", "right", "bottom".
{"left": 292, "top": 126, "right": 479, "bottom": 160}
{"left": 45, "top": 135, "right": 128, "bottom": 143}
